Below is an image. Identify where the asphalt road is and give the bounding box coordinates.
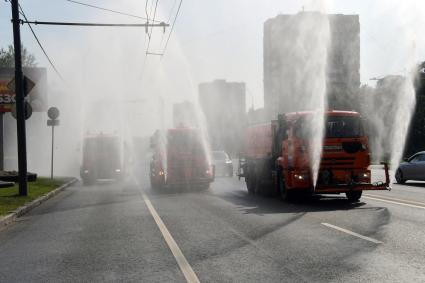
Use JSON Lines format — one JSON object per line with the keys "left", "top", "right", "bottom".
{"left": 0, "top": 169, "right": 424, "bottom": 282}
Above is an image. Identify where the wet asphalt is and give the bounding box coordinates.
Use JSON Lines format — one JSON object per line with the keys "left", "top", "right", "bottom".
{"left": 0, "top": 169, "right": 424, "bottom": 282}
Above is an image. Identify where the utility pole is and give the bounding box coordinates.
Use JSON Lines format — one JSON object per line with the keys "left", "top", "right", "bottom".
{"left": 11, "top": 0, "right": 28, "bottom": 196}
{"left": 50, "top": 124, "right": 54, "bottom": 179}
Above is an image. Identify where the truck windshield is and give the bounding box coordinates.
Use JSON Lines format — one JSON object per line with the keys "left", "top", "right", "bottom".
{"left": 167, "top": 131, "right": 203, "bottom": 153}
{"left": 294, "top": 115, "right": 364, "bottom": 139}
{"left": 326, "top": 116, "right": 363, "bottom": 138}
{"left": 83, "top": 136, "right": 121, "bottom": 166}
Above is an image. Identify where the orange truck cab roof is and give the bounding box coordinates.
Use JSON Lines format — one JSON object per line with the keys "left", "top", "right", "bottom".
{"left": 284, "top": 110, "right": 360, "bottom": 121}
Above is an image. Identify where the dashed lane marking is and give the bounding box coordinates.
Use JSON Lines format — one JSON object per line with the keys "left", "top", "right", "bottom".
{"left": 363, "top": 195, "right": 425, "bottom": 209}
{"left": 141, "top": 192, "right": 200, "bottom": 283}
{"left": 321, "top": 222, "right": 383, "bottom": 244}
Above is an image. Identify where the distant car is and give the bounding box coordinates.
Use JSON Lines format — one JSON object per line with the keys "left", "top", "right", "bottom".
{"left": 395, "top": 151, "right": 425, "bottom": 184}
{"left": 212, "top": 151, "right": 233, "bottom": 177}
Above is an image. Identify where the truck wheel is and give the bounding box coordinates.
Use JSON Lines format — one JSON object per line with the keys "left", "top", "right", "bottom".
{"left": 150, "top": 175, "right": 163, "bottom": 189}
{"left": 150, "top": 179, "right": 157, "bottom": 189}
{"left": 200, "top": 183, "right": 210, "bottom": 190}
{"left": 346, "top": 191, "right": 362, "bottom": 202}
{"left": 82, "top": 178, "right": 94, "bottom": 186}
{"left": 228, "top": 169, "right": 233, "bottom": 177}
{"left": 246, "top": 170, "right": 256, "bottom": 195}
{"left": 278, "top": 173, "right": 292, "bottom": 201}
{"left": 254, "top": 175, "right": 262, "bottom": 195}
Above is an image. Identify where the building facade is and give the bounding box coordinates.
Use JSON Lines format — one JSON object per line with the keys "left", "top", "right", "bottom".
{"left": 172, "top": 100, "right": 198, "bottom": 128}
{"left": 263, "top": 12, "right": 360, "bottom": 119}
{"left": 198, "top": 79, "right": 246, "bottom": 156}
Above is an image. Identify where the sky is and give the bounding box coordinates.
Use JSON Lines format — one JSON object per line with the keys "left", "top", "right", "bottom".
{"left": 1, "top": 0, "right": 425, "bottom": 109}
{"left": 1, "top": 0, "right": 425, "bottom": 175}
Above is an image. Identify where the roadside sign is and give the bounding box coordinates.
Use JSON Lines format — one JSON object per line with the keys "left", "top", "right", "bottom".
{"left": 0, "top": 67, "right": 47, "bottom": 113}
{"left": 0, "top": 81, "right": 15, "bottom": 112}
{"left": 11, "top": 102, "right": 32, "bottom": 120}
{"left": 47, "top": 108, "right": 60, "bottom": 180}
{"left": 47, "top": 107, "right": 60, "bottom": 120}
{"left": 47, "top": 119, "right": 59, "bottom": 126}
{"left": 7, "top": 76, "right": 36, "bottom": 96}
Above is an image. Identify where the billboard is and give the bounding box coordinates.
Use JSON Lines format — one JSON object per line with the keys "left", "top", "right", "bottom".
{"left": 0, "top": 67, "right": 47, "bottom": 113}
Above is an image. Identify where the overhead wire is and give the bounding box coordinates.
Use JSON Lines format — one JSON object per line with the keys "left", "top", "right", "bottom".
{"left": 7, "top": 1, "right": 172, "bottom": 83}
{"left": 161, "top": 0, "right": 182, "bottom": 57}
{"left": 145, "top": 0, "right": 151, "bottom": 41}
{"left": 20, "top": 20, "right": 167, "bottom": 28}
{"left": 145, "top": 0, "right": 160, "bottom": 55}
{"left": 17, "top": 3, "right": 64, "bottom": 80}
{"left": 160, "top": 0, "right": 177, "bottom": 45}
{"left": 166, "top": 0, "right": 178, "bottom": 24}
{"left": 64, "top": 0, "right": 159, "bottom": 22}
{"left": 149, "top": 0, "right": 160, "bottom": 39}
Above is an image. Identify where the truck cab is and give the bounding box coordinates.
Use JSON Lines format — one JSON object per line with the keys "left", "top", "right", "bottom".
{"left": 241, "top": 110, "right": 389, "bottom": 201}
{"left": 80, "top": 134, "right": 123, "bottom": 185}
{"left": 150, "top": 128, "right": 214, "bottom": 189}
{"left": 279, "top": 111, "right": 383, "bottom": 199}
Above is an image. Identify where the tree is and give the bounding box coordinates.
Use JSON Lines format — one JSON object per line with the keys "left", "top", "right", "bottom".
{"left": 0, "top": 44, "right": 37, "bottom": 67}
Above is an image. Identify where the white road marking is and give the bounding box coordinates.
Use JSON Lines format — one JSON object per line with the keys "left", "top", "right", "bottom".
{"left": 364, "top": 194, "right": 425, "bottom": 206}
{"left": 321, "top": 222, "right": 383, "bottom": 244}
{"left": 141, "top": 192, "right": 200, "bottom": 283}
{"left": 363, "top": 195, "right": 425, "bottom": 209}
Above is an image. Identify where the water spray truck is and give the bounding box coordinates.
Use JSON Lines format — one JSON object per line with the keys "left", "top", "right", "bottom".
{"left": 80, "top": 133, "right": 124, "bottom": 185}
{"left": 239, "top": 110, "right": 390, "bottom": 201}
{"left": 150, "top": 127, "right": 214, "bottom": 189}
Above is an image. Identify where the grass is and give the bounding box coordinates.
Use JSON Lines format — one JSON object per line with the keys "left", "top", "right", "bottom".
{"left": 0, "top": 177, "right": 69, "bottom": 217}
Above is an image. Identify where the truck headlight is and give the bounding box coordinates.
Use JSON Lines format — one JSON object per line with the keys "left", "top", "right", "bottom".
{"left": 358, "top": 172, "right": 370, "bottom": 179}
{"left": 294, "top": 174, "right": 309, "bottom": 180}
{"left": 84, "top": 170, "right": 89, "bottom": 174}
{"left": 115, "top": 169, "right": 121, "bottom": 173}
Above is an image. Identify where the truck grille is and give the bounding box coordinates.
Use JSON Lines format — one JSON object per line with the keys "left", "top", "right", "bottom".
{"left": 321, "top": 157, "right": 355, "bottom": 167}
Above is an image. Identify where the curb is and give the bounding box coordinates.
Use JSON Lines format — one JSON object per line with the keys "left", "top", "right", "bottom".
{"left": 0, "top": 178, "right": 78, "bottom": 229}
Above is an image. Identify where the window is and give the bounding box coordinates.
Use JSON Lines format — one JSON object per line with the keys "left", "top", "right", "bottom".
{"left": 417, "top": 154, "right": 425, "bottom": 162}
{"left": 326, "top": 116, "right": 364, "bottom": 138}
{"left": 293, "top": 115, "right": 364, "bottom": 140}
{"left": 409, "top": 154, "right": 424, "bottom": 163}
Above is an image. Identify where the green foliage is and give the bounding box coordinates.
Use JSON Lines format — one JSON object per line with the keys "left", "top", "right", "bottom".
{"left": 0, "top": 44, "right": 37, "bottom": 68}
{"left": 0, "top": 178, "right": 67, "bottom": 216}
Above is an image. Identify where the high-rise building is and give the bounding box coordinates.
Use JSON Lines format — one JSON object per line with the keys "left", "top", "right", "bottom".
{"left": 263, "top": 12, "right": 360, "bottom": 118}
{"left": 172, "top": 100, "right": 198, "bottom": 128}
{"left": 198, "top": 79, "right": 246, "bottom": 156}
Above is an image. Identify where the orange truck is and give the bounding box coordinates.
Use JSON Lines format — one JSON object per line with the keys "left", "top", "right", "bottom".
{"left": 150, "top": 127, "right": 214, "bottom": 188}
{"left": 239, "top": 110, "right": 390, "bottom": 201}
{"left": 80, "top": 133, "right": 124, "bottom": 185}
